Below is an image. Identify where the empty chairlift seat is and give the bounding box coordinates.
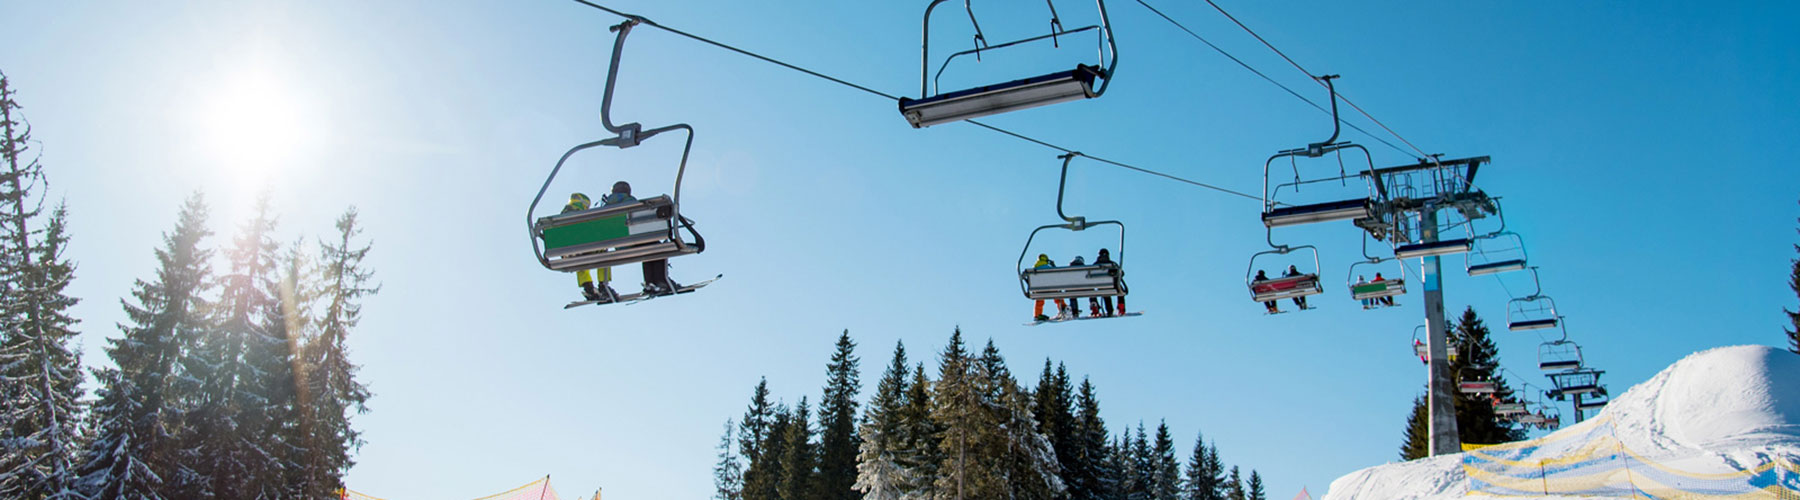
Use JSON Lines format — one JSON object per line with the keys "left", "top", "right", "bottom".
{"left": 1261, "top": 198, "right": 1372, "bottom": 228}
{"left": 1250, "top": 273, "right": 1321, "bottom": 302}
{"left": 1468, "top": 258, "right": 1527, "bottom": 276}
{"left": 1459, "top": 380, "right": 1497, "bottom": 395}
{"left": 534, "top": 195, "right": 699, "bottom": 272}
{"left": 1539, "top": 358, "right": 1582, "bottom": 372}
{"left": 1494, "top": 402, "right": 1528, "bottom": 417}
{"left": 1394, "top": 238, "right": 1473, "bottom": 259}
{"left": 900, "top": 65, "right": 1104, "bottom": 128}
{"left": 1548, "top": 369, "right": 1603, "bottom": 398}
{"left": 1021, "top": 262, "right": 1126, "bottom": 300}
{"left": 1576, "top": 395, "right": 1609, "bottom": 411}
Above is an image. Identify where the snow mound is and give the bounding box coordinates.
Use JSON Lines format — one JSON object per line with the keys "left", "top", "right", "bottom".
{"left": 1323, "top": 345, "right": 1800, "bottom": 499}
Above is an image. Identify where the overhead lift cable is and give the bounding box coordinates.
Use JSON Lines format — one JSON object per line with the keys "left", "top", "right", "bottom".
{"left": 563, "top": 0, "right": 1264, "bottom": 203}
{"left": 1197, "top": 0, "right": 1436, "bottom": 163}
{"left": 1130, "top": 0, "right": 1414, "bottom": 159}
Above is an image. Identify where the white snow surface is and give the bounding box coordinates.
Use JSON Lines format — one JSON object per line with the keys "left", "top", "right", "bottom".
{"left": 1321, "top": 345, "right": 1800, "bottom": 499}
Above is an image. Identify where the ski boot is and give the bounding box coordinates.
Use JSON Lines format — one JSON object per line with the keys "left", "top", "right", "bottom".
{"left": 581, "top": 283, "right": 603, "bottom": 302}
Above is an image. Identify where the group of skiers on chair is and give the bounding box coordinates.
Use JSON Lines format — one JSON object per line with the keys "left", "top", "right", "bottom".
{"left": 1030, "top": 248, "right": 1126, "bottom": 322}
{"left": 561, "top": 181, "right": 682, "bottom": 303}
{"left": 1252, "top": 265, "right": 1311, "bottom": 314}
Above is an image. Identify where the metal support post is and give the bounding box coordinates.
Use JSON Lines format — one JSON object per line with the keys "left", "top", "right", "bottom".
{"left": 1422, "top": 206, "right": 1461, "bottom": 456}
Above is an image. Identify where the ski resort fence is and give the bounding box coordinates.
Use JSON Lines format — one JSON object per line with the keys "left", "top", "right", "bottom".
{"left": 1463, "top": 416, "right": 1800, "bottom": 498}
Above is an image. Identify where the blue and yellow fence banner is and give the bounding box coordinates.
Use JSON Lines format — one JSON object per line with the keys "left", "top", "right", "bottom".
{"left": 1462, "top": 416, "right": 1800, "bottom": 498}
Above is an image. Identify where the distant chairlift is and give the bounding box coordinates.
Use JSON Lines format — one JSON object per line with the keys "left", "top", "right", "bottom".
{"left": 1412, "top": 325, "right": 1459, "bottom": 365}
{"left": 1247, "top": 245, "right": 1322, "bottom": 305}
{"left": 901, "top": 0, "right": 1118, "bottom": 128}
{"left": 1576, "top": 389, "right": 1610, "bottom": 411}
{"left": 1348, "top": 237, "right": 1405, "bottom": 308}
{"left": 1538, "top": 339, "right": 1584, "bottom": 372}
{"left": 530, "top": 20, "right": 706, "bottom": 278}
{"left": 1494, "top": 400, "right": 1529, "bottom": 417}
{"left": 1506, "top": 268, "right": 1562, "bottom": 331}
{"left": 1017, "top": 154, "right": 1129, "bottom": 305}
{"left": 1546, "top": 368, "right": 1604, "bottom": 400}
{"left": 1464, "top": 201, "right": 1529, "bottom": 276}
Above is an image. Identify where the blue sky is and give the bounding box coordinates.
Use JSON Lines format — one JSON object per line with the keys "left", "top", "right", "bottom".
{"left": 3, "top": 0, "right": 1798, "bottom": 497}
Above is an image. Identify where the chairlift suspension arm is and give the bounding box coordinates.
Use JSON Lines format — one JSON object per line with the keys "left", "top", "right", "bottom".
{"left": 918, "top": 0, "right": 1118, "bottom": 98}
{"left": 1310, "top": 75, "right": 1341, "bottom": 151}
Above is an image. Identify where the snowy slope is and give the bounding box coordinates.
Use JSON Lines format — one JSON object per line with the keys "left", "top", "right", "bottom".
{"left": 1322, "top": 345, "right": 1800, "bottom": 499}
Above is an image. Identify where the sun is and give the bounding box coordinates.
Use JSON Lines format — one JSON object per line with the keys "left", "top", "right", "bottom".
{"left": 198, "top": 68, "right": 310, "bottom": 187}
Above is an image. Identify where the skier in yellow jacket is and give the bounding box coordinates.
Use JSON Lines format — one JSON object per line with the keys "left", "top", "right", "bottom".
{"left": 563, "top": 192, "right": 618, "bottom": 302}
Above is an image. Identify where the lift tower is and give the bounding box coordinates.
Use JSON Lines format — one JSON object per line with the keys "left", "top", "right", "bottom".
{"left": 1363, "top": 155, "right": 1493, "bottom": 456}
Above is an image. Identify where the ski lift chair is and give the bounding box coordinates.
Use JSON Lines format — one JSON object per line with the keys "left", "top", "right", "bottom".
{"left": 1507, "top": 295, "right": 1561, "bottom": 332}
{"left": 1459, "top": 380, "right": 1498, "bottom": 395}
{"left": 1467, "top": 232, "right": 1528, "bottom": 276}
{"left": 1348, "top": 258, "right": 1405, "bottom": 307}
{"left": 1538, "top": 340, "right": 1583, "bottom": 372}
{"left": 1576, "top": 390, "right": 1609, "bottom": 411}
{"left": 1495, "top": 401, "right": 1528, "bottom": 417}
{"left": 1018, "top": 154, "right": 1129, "bottom": 302}
{"left": 1394, "top": 238, "right": 1472, "bottom": 260}
{"left": 529, "top": 19, "right": 707, "bottom": 277}
{"left": 1547, "top": 369, "right": 1603, "bottom": 399}
{"left": 901, "top": 0, "right": 1118, "bottom": 128}
{"left": 1412, "top": 325, "right": 1459, "bottom": 365}
{"left": 1247, "top": 245, "right": 1323, "bottom": 304}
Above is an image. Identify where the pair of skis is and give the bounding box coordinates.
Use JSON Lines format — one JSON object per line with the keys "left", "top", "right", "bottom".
{"left": 564, "top": 274, "right": 723, "bottom": 309}
{"left": 1024, "top": 310, "right": 1145, "bottom": 326}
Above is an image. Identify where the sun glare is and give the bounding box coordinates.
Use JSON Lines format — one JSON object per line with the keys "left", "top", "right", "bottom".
{"left": 198, "top": 69, "right": 310, "bottom": 188}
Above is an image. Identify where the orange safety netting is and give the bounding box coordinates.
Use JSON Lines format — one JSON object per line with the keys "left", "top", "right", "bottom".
{"left": 346, "top": 476, "right": 582, "bottom": 500}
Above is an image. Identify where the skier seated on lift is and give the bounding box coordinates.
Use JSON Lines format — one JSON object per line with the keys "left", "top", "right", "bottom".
{"left": 1091, "top": 248, "right": 1125, "bottom": 317}
{"left": 1068, "top": 255, "right": 1090, "bottom": 318}
{"left": 1253, "top": 270, "right": 1279, "bottom": 314}
{"left": 1030, "top": 254, "right": 1068, "bottom": 322}
{"left": 1372, "top": 272, "right": 1395, "bottom": 306}
{"left": 1283, "top": 265, "right": 1309, "bottom": 309}
{"left": 1356, "top": 275, "right": 1373, "bottom": 309}
{"left": 601, "top": 181, "right": 683, "bottom": 296}
{"left": 564, "top": 192, "right": 621, "bottom": 303}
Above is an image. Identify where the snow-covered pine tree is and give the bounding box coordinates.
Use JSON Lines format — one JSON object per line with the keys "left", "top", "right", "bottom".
{"left": 78, "top": 194, "right": 215, "bottom": 500}
{"left": 894, "top": 364, "right": 938, "bottom": 499}
{"left": 931, "top": 329, "right": 1002, "bottom": 499}
{"left": 0, "top": 71, "right": 86, "bottom": 500}
{"left": 296, "top": 207, "right": 376, "bottom": 497}
{"left": 1110, "top": 432, "right": 1136, "bottom": 500}
{"left": 778, "top": 397, "right": 817, "bottom": 500}
{"left": 1451, "top": 308, "right": 1524, "bottom": 445}
{"left": 1224, "top": 466, "right": 1244, "bottom": 500}
{"left": 714, "top": 420, "right": 744, "bottom": 500}
{"left": 1245, "top": 471, "right": 1265, "bottom": 500}
{"left": 1182, "top": 431, "right": 1223, "bottom": 500}
{"left": 854, "top": 341, "right": 911, "bottom": 500}
{"left": 816, "top": 331, "right": 860, "bottom": 500}
{"left": 1032, "top": 360, "right": 1077, "bottom": 490}
{"left": 984, "top": 347, "right": 1062, "bottom": 500}
{"left": 181, "top": 195, "right": 288, "bottom": 498}
{"left": 0, "top": 208, "right": 84, "bottom": 500}
{"left": 1070, "top": 378, "right": 1112, "bottom": 500}
{"left": 1150, "top": 422, "right": 1181, "bottom": 500}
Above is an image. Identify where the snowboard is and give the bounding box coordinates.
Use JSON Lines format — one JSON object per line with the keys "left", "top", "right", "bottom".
{"left": 564, "top": 274, "right": 723, "bottom": 309}
{"left": 1024, "top": 310, "right": 1145, "bottom": 326}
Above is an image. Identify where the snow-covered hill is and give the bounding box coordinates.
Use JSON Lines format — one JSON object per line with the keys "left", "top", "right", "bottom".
{"left": 1323, "top": 345, "right": 1800, "bottom": 499}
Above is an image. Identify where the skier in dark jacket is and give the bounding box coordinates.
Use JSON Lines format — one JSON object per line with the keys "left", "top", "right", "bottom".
{"left": 1253, "top": 269, "right": 1279, "bottom": 314}
{"left": 1284, "top": 265, "right": 1309, "bottom": 309}
{"left": 1092, "top": 248, "right": 1123, "bottom": 317}
{"left": 602, "top": 181, "right": 682, "bottom": 296}
{"left": 1068, "top": 255, "right": 1088, "bottom": 317}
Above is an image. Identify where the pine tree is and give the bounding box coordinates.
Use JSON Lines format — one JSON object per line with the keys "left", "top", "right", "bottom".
{"left": 1071, "top": 379, "right": 1113, "bottom": 500}
{"left": 740, "top": 380, "right": 776, "bottom": 500}
{"left": 895, "top": 364, "right": 938, "bottom": 499}
{"left": 1787, "top": 206, "right": 1799, "bottom": 354}
{"left": 854, "top": 341, "right": 911, "bottom": 500}
{"left": 932, "top": 329, "right": 1002, "bottom": 499}
{"left": 1245, "top": 471, "right": 1265, "bottom": 500}
{"left": 1224, "top": 466, "right": 1244, "bottom": 500}
{"left": 1110, "top": 433, "right": 1136, "bottom": 500}
{"left": 1451, "top": 308, "right": 1524, "bottom": 445}
{"left": 79, "top": 194, "right": 215, "bottom": 499}
{"left": 816, "top": 331, "right": 859, "bottom": 500}
{"left": 715, "top": 420, "right": 744, "bottom": 500}
{"left": 1399, "top": 394, "right": 1428, "bottom": 461}
{"left": 1150, "top": 422, "right": 1181, "bottom": 500}
{"left": 295, "top": 207, "right": 376, "bottom": 497}
{"left": 987, "top": 349, "right": 1062, "bottom": 499}
{"left": 1183, "top": 431, "right": 1223, "bottom": 500}
{"left": 745, "top": 401, "right": 789, "bottom": 500}
{"left": 0, "top": 71, "right": 86, "bottom": 500}
{"left": 1127, "top": 424, "right": 1153, "bottom": 500}
{"left": 778, "top": 398, "right": 816, "bottom": 500}
{"left": 180, "top": 195, "right": 288, "bottom": 498}
{"left": 1032, "top": 360, "right": 1077, "bottom": 494}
